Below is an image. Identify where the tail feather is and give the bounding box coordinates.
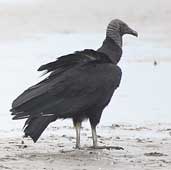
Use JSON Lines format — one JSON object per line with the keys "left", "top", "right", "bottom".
{"left": 24, "top": 115, "right": 56, "bottom": 142}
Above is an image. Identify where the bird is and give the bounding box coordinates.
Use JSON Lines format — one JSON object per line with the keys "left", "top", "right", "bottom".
{"left": 10, "top": 19, "right": 138, "bottom": 149}
{"left": 154, "top": 60, "right": 157, "bottom": 66}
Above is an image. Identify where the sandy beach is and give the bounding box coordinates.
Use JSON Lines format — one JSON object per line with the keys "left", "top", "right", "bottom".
{"left": 1, "top": 123, "right": 171, "bottom": 170}
{"left": 0, "top": 0, "right": 171, "bottom": 169}
{"left": 0, "top": 0, "right": 171, "bottom": 40}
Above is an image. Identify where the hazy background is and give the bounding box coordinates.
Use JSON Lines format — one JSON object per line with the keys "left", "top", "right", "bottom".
{"left": 1, "top": 0, "right": 171, "bottom": 38}
{"left": 0, "top": 0, "right": 171, "bottom": 135}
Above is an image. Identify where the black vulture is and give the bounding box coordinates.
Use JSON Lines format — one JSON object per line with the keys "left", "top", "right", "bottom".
{"left": 10, "top": 19, "right": 138, "bottom": 149}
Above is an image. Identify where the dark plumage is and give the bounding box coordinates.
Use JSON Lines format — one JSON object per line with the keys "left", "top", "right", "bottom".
{"left": 10, "top": 19, "right": 138, "bottom": 148}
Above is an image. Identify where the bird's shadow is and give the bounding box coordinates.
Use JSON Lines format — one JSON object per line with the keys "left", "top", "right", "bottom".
{"left": 15, "top": 145, "right": 124, "bottom": 162}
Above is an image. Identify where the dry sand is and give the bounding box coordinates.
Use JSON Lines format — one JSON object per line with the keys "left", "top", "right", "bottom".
{"left": 1, "top": 0, "right": 171, "bottom": 40}
{"left": 0, "top": 123, "right": 171, "bottom": 170}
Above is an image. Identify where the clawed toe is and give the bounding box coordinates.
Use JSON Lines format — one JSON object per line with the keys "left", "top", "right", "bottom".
{"left": 89, "top": 145, "right": 124, "bottom": 150}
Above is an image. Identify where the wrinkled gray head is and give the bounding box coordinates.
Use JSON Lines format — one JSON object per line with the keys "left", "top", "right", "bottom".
{"left": 106, "top": 19, "right": 138, "bottom": 47}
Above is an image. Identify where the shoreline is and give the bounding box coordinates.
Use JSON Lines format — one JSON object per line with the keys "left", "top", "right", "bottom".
{"left": 0, "top": 122, "right": 171, "bottom": 169}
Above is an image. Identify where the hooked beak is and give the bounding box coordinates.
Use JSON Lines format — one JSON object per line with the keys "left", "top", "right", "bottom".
{"left": 126, "top": 27, "right": 138, "bottom": 37}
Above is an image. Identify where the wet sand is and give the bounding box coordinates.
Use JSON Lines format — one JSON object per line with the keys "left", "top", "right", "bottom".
{"left": 0, "top": 0, "right": 171, "bottom": 170}
{"left": 0, "top": 123, "right": 171, "bottom": 170}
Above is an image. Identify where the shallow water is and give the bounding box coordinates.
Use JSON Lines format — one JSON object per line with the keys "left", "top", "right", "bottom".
{"left": 0, "top": 33, "right": 171, "bottom": 134}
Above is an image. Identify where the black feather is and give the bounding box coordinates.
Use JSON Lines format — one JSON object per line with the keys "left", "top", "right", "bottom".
{"left": 10, "top": 39, "right": 122, "bottom": 142}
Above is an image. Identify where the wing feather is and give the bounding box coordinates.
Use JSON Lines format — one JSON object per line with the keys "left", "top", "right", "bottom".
{"left": 11, "top": 50, "right": 120, "bottom": 120}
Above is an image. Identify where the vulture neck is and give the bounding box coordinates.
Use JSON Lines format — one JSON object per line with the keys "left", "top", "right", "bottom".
{"left": 97, "top": 36, "right": 122, "bottom": 65}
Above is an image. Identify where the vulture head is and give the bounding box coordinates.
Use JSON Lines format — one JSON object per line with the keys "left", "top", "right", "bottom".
{"left": 106, "top": 19, "right": 138, "bottom": 47}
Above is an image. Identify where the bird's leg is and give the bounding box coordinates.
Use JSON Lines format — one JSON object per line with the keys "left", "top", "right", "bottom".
{"left": 90, "top": 123, "right": 124, "bottom": 150}
{"left": 75, "top": 122, "right": 81, "bottom": 149}
{"left": 91, "top": 125, "right": 98, "bottom": 148}
{"left": 73, "top": 121, "right": 81, "bottom": 149}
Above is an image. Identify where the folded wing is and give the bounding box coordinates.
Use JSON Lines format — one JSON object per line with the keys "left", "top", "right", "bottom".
{"left": 11, "top": 50, "right": 121, "bottom": 120}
